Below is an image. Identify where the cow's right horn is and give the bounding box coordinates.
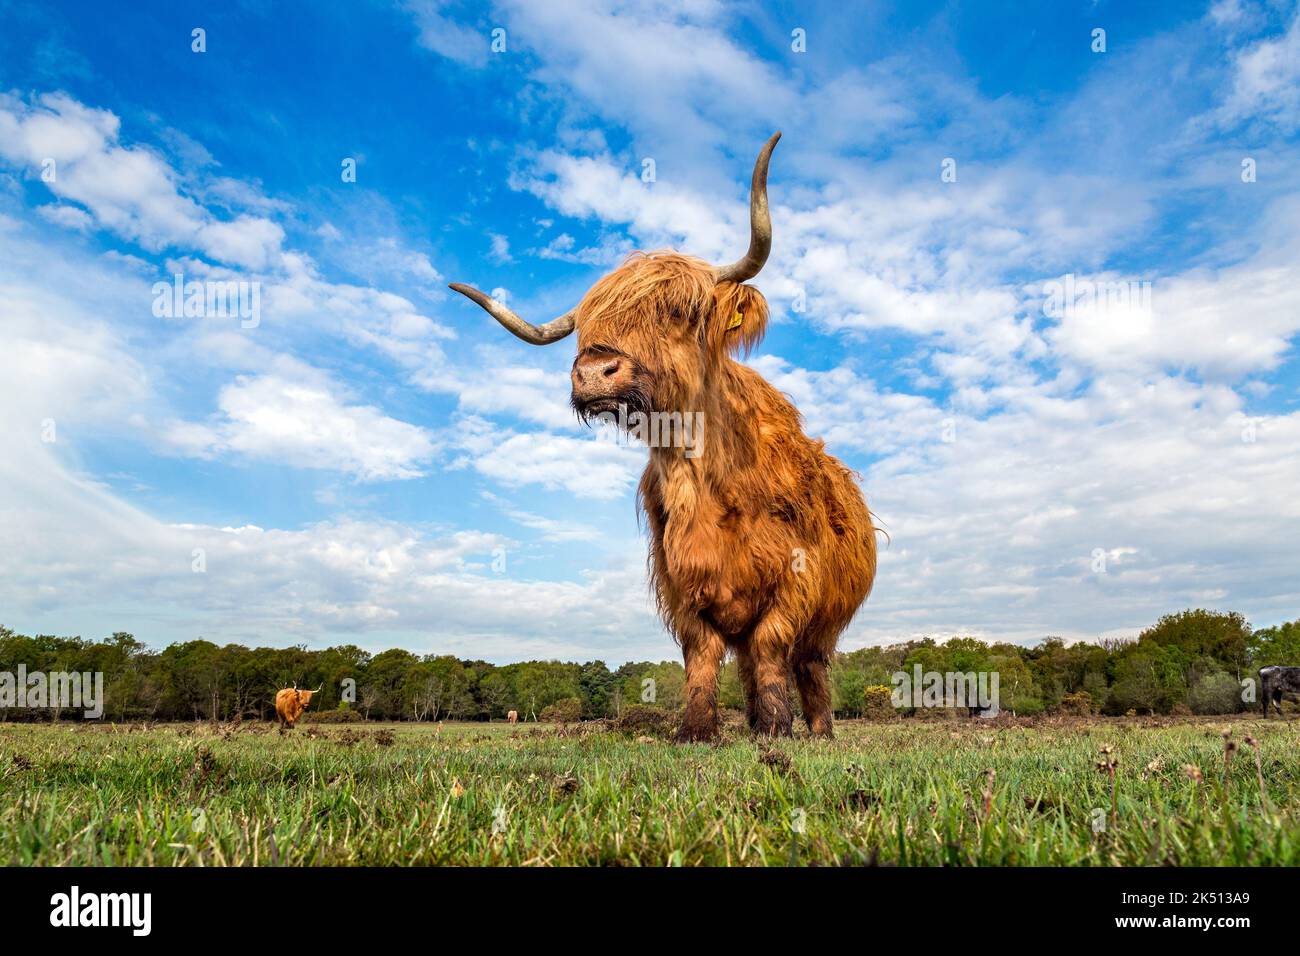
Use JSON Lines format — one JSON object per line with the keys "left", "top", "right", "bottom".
{"left": 447, "top": 283, "right": 576, "bottom": 345}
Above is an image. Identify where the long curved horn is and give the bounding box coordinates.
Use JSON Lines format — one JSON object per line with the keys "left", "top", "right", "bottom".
{"left": 313, "top": 684, "right": 323, "bottom": 693}
{"left": 447, "top": 283, "right": 576, "bottom": 345}
{"left": 714, "top": 132, "right": 781, "bottom": 285}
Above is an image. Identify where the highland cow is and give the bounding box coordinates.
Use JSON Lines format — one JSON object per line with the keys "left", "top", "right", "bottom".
{"left": 450, "top": 133, "right": 876, "bottom": 740}
{"left": 274, "top": 683, "right": 321, "bottom": 728}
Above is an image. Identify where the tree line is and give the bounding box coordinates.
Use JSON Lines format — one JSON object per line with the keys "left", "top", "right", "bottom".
{"left": 1, "top": 608, "right": 1296, "bottom": 722}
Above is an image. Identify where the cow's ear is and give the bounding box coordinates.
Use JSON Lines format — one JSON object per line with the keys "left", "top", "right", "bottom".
{"left": 707, "top": 281, "right": 768, "bottom": 359}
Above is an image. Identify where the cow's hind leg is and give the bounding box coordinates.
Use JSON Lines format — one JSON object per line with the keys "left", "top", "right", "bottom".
{"left": 676, "top": 621, "right": 726, "bottom": 743}
{"left": 793, "top": 648, "right": 834, "bottom": 738}
{"left": 734, "top": 644, "right": 760, "bottom": 731}
{"left": 751, "top": 621, "right": 794, "bottom": 738}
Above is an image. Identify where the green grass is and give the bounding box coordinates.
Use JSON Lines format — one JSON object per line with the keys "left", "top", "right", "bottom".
{"left": 2, "top": 716, "right": 1299, "bottom": 865}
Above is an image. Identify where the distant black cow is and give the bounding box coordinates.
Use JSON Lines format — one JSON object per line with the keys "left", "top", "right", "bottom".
{"left": 1260, "top": 666, "right": 1300, "bottom": 716}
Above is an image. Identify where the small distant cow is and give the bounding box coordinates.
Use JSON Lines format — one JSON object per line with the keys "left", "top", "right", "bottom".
{"left": 1260, "top": 666, "right": 1300, "bottom": 716}
{"left": 507, "top": 710, "right": 518, "bottom": 725}
{"left": 275, "top": 683, "right": 322, "bottom": 729}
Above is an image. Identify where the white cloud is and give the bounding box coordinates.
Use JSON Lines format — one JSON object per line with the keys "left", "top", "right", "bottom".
{"left": 35, "top": 202, "right": 92, "bottom": 231}
{"left": 751, "top": 356, "right": 944, "bottom": 455}
{"left": 0, "top": 92, "right": 285, "bottom": 270}
{"left": 1047, "top": 247, "right": 1300, "bottom": 378}
{"left": 430, "top": 0, "right": 797, "bottom": 173}
{"left": 454, "top": 360, "right": 575, "bottom": 429}
{"left": 162, "top": 363, "right": 438, "bottom": 481}
{"left": 0, "top": 279, "right": 150, "bottom": 435}
{"left": 534, "top": 230, "right": 632, "bottom": 265}
{"left": 451, "top": 415, "right": 644, "bottom": 500}
{"left": 487, "top": 231, "right": 512, "bottom": 263}
{"left": 402, "top": 0, "right": 491, "bottom": 67}
{"left": 1217, "top": 8, "right": 1300, "bottom": 131}
{"left": 481, "top": 491, "right": 603, "bottom": 542}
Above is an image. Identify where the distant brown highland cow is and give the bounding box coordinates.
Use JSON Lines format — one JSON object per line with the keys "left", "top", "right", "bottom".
{"left": 274, "top": 684, "right": 320, "bottom": 728}
{"left": 451, "top": 134, "right": 876, "bottom": 740}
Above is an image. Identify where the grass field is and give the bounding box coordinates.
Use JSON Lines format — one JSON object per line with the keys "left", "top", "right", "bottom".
{"left": 2, "top": 715, "right": 1298, "bottom": 866}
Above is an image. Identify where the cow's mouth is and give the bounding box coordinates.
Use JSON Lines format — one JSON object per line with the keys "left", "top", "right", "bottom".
{"left": 572, "top": 387, "right": 652, "bottom": 424}
{"left": 576, "top": 396, "right": 623, "bottom": 418}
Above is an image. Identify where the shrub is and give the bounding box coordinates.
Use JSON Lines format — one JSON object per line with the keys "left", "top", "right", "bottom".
{"left": 1187, "top": 672, "right": 1240, "bottom": 715}
{"left": 540, "top": 697, "right": 583, "bottom": 724}
{"left": 302, "top": 708, "right": 363, "bottom": 724}
{"left": 1058, "top": 691, "right": 1096, "bottom": 716}
{"left": 1009, "top": 697, "right": 1045, "bottom": 716}
{"left": 614, "top": 704, "right": 676, "bottom": 736}
{"left": 914, "top": 706, "right": 964, "bottom": 722}
{"left": 862, "top": 684, "right": 896, "bottom": 720}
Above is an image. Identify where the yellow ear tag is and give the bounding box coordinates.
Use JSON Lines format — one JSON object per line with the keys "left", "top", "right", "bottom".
{"left": 727, "top": 310, "right": 744, "bottom": 330}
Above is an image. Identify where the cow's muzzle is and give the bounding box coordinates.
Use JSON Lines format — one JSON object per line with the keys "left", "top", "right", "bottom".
{"left": 571, "top": 349, "right": 646, "bottom": 420}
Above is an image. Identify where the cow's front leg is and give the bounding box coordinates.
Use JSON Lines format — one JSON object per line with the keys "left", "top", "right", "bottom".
{"left": 676, "top": 622, "right": 725, "bottom": 743}
{"left": 751, "top": 616, "right": 794, "bottom": 737}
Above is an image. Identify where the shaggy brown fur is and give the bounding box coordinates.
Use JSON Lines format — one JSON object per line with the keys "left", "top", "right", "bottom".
{"left": 274, "top": 687, "right": 316, "bottom": 728}
{"left": 572, "top": 252, "right": 877, "bottom": 740}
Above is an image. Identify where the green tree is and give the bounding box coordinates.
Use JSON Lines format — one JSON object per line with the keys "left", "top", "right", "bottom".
{"left": 1249, "top": 618, "right": 1300, "bottom": 667}
{"left": 1139, "top": 609, "right": 1251, "bottom": 678}
{"left": 1106, "top": 653, "right": 1160, "bottom": 714}
{"left": 578, "top": 660, "right": 615, "bottom": 718}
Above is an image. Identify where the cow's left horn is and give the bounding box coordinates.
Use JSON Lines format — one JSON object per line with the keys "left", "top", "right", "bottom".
{"left": 447, "top": 283, "right": 577, "bottom": 345}
{"left": 714, "top": 132, "right": 780, "bottom": 285}
{"left": 314, "top": 684, "right": 323, "bottom": 693}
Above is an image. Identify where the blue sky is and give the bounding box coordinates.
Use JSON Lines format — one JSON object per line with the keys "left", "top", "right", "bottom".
{"left": 1, "top": 0, "right": 1298, "bottom": 663}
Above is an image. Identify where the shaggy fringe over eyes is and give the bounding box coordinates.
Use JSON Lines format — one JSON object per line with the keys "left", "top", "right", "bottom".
{"left": 575, "top": 251, "right": 768, "bottom": 360}
{"left": 577, "top": 251, "right": 713, "bottom": 332}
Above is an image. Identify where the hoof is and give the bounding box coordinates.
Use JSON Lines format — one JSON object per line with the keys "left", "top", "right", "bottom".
{"left": 805, "top": 720, "right": 834, "bottom": 739}
{"left": 675, "top": 723, "right": 719, "bottom": 744}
